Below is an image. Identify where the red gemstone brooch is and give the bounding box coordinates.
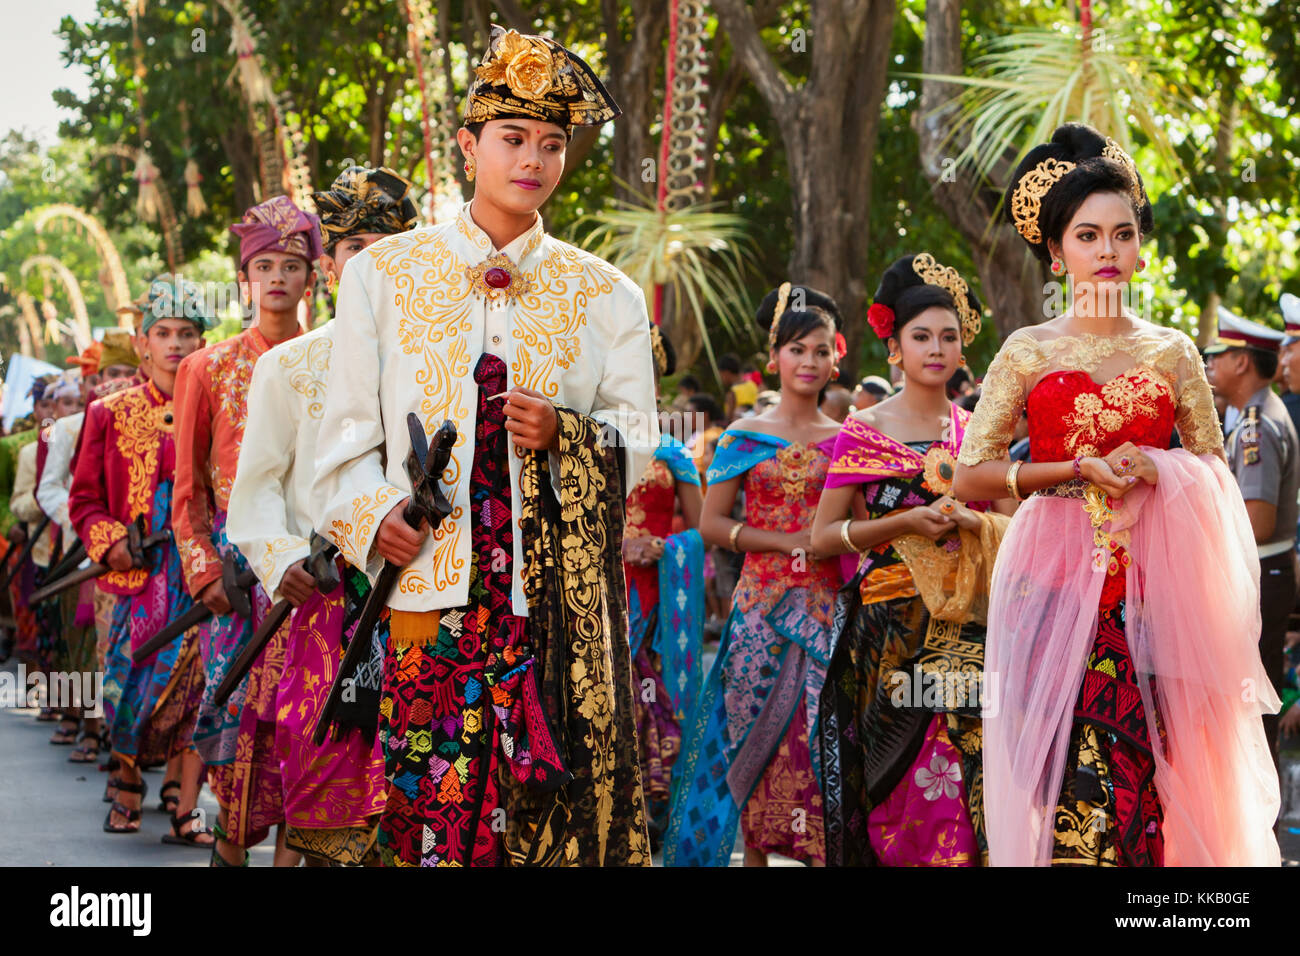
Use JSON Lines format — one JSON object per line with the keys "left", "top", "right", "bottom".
{"left": 466, "top": 254, "right": 532, "bottom": 303}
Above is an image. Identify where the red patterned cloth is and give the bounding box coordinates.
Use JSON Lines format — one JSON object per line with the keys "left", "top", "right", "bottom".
{"left": 378, "top": 353, "right": 568, "bottom": 866}
{"left": 1026, "top": 368, "right": 1170, "bottom": 866}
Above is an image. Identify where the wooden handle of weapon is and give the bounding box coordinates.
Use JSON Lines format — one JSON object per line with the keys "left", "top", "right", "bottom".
{"left": 131, "top": 600, "right": 211, "bottom": 663}
{"left": 212, "top": 597, "right": 294, "bottom": 707}
{"left": 312, "top": 560, "right": 400, "bottom": 746}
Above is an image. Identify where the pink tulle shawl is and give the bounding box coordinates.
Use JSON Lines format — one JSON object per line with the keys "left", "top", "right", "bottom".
{"left": 983, "top": 448, "right": 1281, "bottom": 866}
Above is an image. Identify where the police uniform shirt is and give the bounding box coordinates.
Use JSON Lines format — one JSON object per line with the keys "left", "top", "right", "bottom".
{"left": 1226, "top": 385, "right": 1300, "bottom": 553}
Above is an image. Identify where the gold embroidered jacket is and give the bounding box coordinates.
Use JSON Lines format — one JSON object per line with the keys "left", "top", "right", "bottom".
{"left": 68, "top": 381, "right": 175, "bottom": 595}
{"left": 173, "top": 326, "right": 301, "bottom": 597}
{"left": 313, "top": 203, "right": 659, "bottom": 614}
{"left": 227, "top": 323, "right": 333, "bottom": 600}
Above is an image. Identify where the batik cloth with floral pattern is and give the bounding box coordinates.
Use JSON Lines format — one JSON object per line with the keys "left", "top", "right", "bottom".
{"left": 507, "top": 396, "right": 651, "bottom": 866}
{"left": 279, "top": 557, "right": 386, "bottom": 866}
{"left": 819, "top": 407, "right": 1002, "bottom": 866}
{"left": 377, "top": 354, "right": 571, "bottom": 867}
{"left": 193, "top": 511, "right": 290, "bottom": 847}
{"left": 665, "top": 430, "right": 838, "bottom": 866}
{"left": 103, "top": 481, "right": 204, "bottom": 767}
{"left": 624, "top": 433, "right": 704, "bottom": 835}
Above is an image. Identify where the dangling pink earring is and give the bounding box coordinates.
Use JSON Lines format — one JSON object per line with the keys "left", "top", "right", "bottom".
{"left": 1050, "top": 258, "right": 1065, "bottom": 276}
{"left": 1135, "top": 258, "right": 1147, "bottom": 273}
{"left": 765, "top": 359, "right": 776, "bottom": 373}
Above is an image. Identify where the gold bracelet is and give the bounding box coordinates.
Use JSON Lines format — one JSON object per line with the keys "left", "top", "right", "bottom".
{"left": 839, "top": 518, "right": 859, "bottom": 553}
{"left": 1005, "top": 460, "right": 1025, "bottom": 501}
{"left": 728, "top": 521, "right": 744, "bottom": 552}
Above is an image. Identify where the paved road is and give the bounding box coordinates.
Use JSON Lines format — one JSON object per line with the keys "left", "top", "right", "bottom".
{"left": 3, "top": 657, "right": 1294, "bottom": 866}
{"left": 0, "top": 661, "right": 272, "bottom": 867}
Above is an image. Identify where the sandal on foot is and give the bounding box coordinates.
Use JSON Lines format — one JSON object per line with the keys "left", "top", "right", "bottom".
{"left": 49, "top": 719, "right": 79, "bottom": 745}
{"left": 69, "top": 732, "right": 100, "bottom": 763}
{"left": 103, "top": 801, "right": 142, "bottom": 834}
{"left": 157, "top": 780, "right": 181, "bottom": 814}
{"left": 102, "top": 780, "right": 146, "bottom": 834}
{"left": 162, "top": 808, "right": 214, "bottom": 848}
{"left": 208, "top": 820, "right": 248, "bottom": 867}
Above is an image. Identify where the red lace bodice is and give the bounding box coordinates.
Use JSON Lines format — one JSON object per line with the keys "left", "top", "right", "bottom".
{"left": 1027, "top": 367, "right": 1176, "bottom": 462}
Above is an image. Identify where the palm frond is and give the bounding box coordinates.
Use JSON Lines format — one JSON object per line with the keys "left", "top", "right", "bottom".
{"left": 578, "top": 193, "right": 760, "bottom": 381}
{"left": 900, "top": 23, "right": 1189, "bottom": 192}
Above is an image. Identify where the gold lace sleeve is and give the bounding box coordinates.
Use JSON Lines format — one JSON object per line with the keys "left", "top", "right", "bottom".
{"left": 1172, "top": 333, "right": 1224, "bottom": 457}
{"left": 956, "top": 329, "right": 1041, "bottom": 466}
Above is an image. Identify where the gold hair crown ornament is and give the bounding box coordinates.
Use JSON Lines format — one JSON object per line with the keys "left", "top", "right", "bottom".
{"left": 767, "top": 281, "right": 792, "bottom": 355}
{"left": 1010, "top": 157, "right": 1076, "bottom": 245}
{"left": 912, "top": 252, "right": 981, "bottom": 346}
{"left": 1101, "top": 138, "right": 1145, "bottom": 209}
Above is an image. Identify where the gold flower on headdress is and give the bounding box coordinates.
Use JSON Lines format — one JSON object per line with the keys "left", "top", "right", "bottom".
{"left": 475, "top": 29, "right": 556, "bottom": 101}
{"left": 1101, "top": 138, "right": 1144, "bottom": 208}
{"left": 1011, "top": 157, "right": 1076, "bottom": 245}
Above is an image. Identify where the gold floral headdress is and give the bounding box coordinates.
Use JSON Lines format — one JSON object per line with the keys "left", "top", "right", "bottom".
{"left": 1101, "top": 137, "right": 1145, "bottom": 208}
{"left": 912, "top": 253, "right": 981, "bottom": 346}
{"left": 767, "top": 281, "right": 792, "bottom": 355}
{"left": 462, "top": 26, "right": 621, "bottom": 131}
{"left": 1010, "top": 157, "right": 1076, "bottom": 245}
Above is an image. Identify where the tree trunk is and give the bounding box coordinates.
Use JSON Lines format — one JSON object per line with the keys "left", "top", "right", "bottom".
{"left": 601, "top": 0, "right": 667, "bottom": 204}
{"left": 712, "top": 0, "right": 895, "bottom": 380}
{"left": 218, "top": 121, "right": 260, "bottom": 223}
{"left": 915, "top": 0, "right": 1047, "bottom": 340}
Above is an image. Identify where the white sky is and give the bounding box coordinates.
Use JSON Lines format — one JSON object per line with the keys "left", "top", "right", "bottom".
{"left": 0, "top": 0, "right": 99, "bottom": 144}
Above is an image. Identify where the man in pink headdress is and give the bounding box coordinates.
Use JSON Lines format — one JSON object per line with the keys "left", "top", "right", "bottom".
{"left": 172, "top": 195, "right": 322, "bottom": 866}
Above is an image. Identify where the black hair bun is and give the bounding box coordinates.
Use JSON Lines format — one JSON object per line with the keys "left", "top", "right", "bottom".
{"left": 1004, "top": 122, "right": 1154, "bottom": 262}
{"left": 872, "top": 254, "right": 982, "bottom": 341}
{"left": 755, "top": 284, "right": 844, "bottom": 334}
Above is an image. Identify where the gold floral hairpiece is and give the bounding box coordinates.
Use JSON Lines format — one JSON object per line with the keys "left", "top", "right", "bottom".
{"left": 1010, "top": 157, "right": 1076, "bottom": 245}
{"left": 767, "top": 281, "right": 792, "bottom": 355}
{"left": 1101, "top": 137, "right": 1145, "bottom": 209}
{"left": 912, "top": 252, "right": 981, "bottom": 346}
{"left": 649, "top": 323, "right": 669, "bottom": 377}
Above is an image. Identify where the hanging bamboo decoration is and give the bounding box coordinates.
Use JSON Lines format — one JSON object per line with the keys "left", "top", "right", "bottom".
{"left": 652, "top": 0, "right": 713, "bottom": 325}
{"left": 402, "top": 0, "right": 451, "bottom": 215}
{"left": 217, "top": 0, "right": 315, "bottom": 210}
{"left": 22, "top": 256, "right": 93, "bottom": 352}
{"left": 17, "top": 292, "right": 46, "bottom": 360}
{"left": 32, "top": 204, "right": 132, "bottom": 313}
{"left": 180, "top": 102, "right": 208, "bottom": 217}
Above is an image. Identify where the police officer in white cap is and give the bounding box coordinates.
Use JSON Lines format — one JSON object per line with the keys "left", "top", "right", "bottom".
{"left": 1204, "top": 307, "right": 1297, "bottom": 771}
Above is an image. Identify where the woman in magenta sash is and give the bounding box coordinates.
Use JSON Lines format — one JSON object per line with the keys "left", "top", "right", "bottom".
{"left": 812, "top": 254, "right": 1009, "bottom": 865}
